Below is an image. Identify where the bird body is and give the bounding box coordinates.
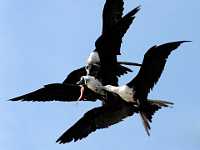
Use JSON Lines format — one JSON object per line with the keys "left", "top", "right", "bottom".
{"left": 79, "top": 76, "right": 135, "bottom": 102}
{"left": 80, "top": 41, "right": 190, "bottom": 136}
{"left": 82, "top": 41, "right": 189, "bottom": 105}
{"left": 104, "top": 85, "right": 136, "bottom": 103}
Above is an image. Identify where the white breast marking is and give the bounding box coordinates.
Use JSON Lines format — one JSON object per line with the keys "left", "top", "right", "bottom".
{"left": 87, "top": 51, "right": 100, "bottom": 65}
{"left": 105, "top": 85, "right": 136, "bottom": 103}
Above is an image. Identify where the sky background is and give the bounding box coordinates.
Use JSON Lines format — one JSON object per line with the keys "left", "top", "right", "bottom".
{"left": 0, "top": 0, "right": 199, "bottom": 150}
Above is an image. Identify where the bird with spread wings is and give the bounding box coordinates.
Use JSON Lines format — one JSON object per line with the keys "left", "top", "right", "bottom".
{"left": 56, "top": 41, "right": 189, "bottom": 143}
{"left": 10, "top": 0, "right": 140, "bottom": 102}
{"left": 10, "top": 0, "right": 142, "bottom": 143}
{"left": 9, "top": 0, "right": 190, "bottom": 144}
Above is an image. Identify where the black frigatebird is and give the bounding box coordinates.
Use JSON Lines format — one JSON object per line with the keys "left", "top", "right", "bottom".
{"left": 77, "top": 41, "right": 190, "bottom": 136}
{"left": 9, "top": 1, "right": 143, "bottom": 144}
{"left": 10, "top": 1, "right": 141, "bottom": 102}
{"left": 63, "top": 3, "right": 141, "bottom": 86}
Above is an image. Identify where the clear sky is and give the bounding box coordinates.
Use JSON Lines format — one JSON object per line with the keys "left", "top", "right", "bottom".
{"left": 0, "top": 0, "right": 199, "bottom": 150}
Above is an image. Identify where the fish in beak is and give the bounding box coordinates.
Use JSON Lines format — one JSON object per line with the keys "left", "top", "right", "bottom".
{"left": 77, "top": 77, "right": 86, "bottom": 101}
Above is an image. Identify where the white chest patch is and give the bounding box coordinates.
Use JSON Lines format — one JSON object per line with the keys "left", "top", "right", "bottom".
{"left": 84, "top": 76, "right": 103, "bottom": 94}
{"left": 105, "top": 85, "right": 136, "bottom": 102}
{"left": 87, "top": 51, "right": 100, "bottom": 65}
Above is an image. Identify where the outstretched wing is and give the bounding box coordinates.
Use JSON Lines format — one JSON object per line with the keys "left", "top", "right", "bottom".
{"left": 9, "top": 83, "right": 98, "bottom": 102}
{"left": 102, "top": 0, "right": 124, "bottom": 33}
{"left": 95, "top": 6, "right": 140, "bottom": 85}
{"left": 127, "top": 41, "right": 190, "bottom": 101}
{"left": 56, "top": 93, "right": 138, "bottom": 143}
{"left": 96, "top": 6, "right": 140, "bottom": 55}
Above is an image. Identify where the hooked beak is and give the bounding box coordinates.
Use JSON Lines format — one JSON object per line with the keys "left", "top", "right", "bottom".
{"left": 76, "top": 78, "right": 85, "bottom": 85}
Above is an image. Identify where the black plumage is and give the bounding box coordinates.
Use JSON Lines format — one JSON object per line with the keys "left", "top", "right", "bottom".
{"left": 64, "top": 1, "right": 140, "bottom": 86}
{"left": 125, "top": 41, "right": 190, "bottom": 135}
{"left": 10, "top": 83, "right": 101, "bottom": 102}
{"left": 10, "top": 0, "right": 139, "bottom": 102}
{"left": 9, "top": 0, "right": 190, "bottom": 144}
{"left": 127, "top": 41, "right": 190, "bottom": 102}
{"left": 56, "top": 93, "right": 138, "bottom": 144}
{"left": 94, "top": 6, "right": 140, "bottom": 85}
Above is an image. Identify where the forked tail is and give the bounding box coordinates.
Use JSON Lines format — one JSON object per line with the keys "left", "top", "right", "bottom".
{"left": 139, "top": 100, "right": 174, "bottom": 136}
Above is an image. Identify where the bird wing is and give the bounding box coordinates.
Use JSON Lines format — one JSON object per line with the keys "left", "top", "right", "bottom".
{"left": 63, "top": 5, "right": 139, "bottom": 86}
{"left": 95, "top": 6, "right": 140, "bottom": 56}
{"left": 9, "top": 83, "right": 98, "bottom": 102}
{"left": 127, "top": 41, "right": 190, "bottom": 101}
{"left": 62, "top": 67, "right": 86, "bottom": 84}
{"left": 107, "top": 6, "right": 140, "bottom": 52}
{"left": 102, "top": 0, "right": 124, "bottom": 34}
{"left": 95, "top": 6, "right": 140, "bottom": 85}
{"left": 56, "top": 93, "right": 138, "bottom": 143}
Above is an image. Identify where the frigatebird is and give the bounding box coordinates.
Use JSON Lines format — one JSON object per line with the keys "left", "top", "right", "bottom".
{"left": 10, "top": 1, "right": 141, "bottom": 102}
{"left": 9, "top": 1, "right": 144, "bottom": 145}
{"left": 9, "top": 0, "right": 143, "bottom": 144}
{"left": 76, "top": 41, "right": 190, "bottom": 136}
{"left": 63, "top": 3, "right": 141, "bottom": 86}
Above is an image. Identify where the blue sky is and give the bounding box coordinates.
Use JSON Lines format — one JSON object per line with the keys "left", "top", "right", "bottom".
{"left": 0, "top": 0, "right": 199, "bottom": 150}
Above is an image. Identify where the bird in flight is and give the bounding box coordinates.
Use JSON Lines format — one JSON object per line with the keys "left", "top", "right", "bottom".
{"left": 10, "top": 0, "right": 141, "bottom": 103}
{"left": 77, "top": 41, "right": 189, "bottom": 138}
{"left": 9, "top": 0, "right": 190, "bottom": 144}
{"left": 10, "top": 0, "right": 142, "bottom": 143}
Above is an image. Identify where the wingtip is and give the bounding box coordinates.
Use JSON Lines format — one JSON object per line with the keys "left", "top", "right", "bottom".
{"left": 8, "top": 97, "right": 20, "bottom": 101}
{"left": 8, "top": 95, "right": 26, "bottom": 101}
{"left": 136, "top": 5, "right": 142, "bottom": 10}
{"left": 56, "top": 138, "right": 66, "bottom": 144}
{"left": 179, "top": 40, "right": 192, "bottom": 43}
{"left": 133, "top": 5, "right": 141, "bottom": 13}
{"left": 126, "top": 5, "right": 141, "bottom": 17}
{"left": 56, "top": 136, "right": 74, "bottom": 144}
{"left": 56, "top": 140, "right": 61, "bottom": 144}
{"left": 56, "top": 141, "right": 62, "bottom": 144}
{"left": 173, "top": 40, "right": 192, "bottom": 48}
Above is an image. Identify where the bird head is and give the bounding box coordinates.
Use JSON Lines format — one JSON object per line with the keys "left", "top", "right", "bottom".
{"left": 77, "top": 76, "right": 91, "bottom": 86}
{"left": 85, "top": 64, "right": 101, "bottom": 77}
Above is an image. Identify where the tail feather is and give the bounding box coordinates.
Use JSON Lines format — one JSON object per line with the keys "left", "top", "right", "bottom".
{"left": 148, "top": 99, "right": 174, "bottom": 107}
{"left": 140, "top": 112, "right": 151, "bottom": 136}
{"left": 139, "top": 100, "right": 173, "bottom": 135}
